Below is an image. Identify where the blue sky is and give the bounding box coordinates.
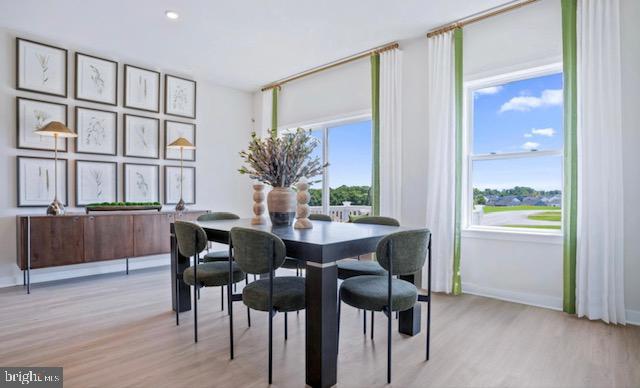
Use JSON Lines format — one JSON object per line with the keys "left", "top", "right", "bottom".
{"left": 309, "top": 121, "right": 372, "bottom": 188}
{"left": 308, "top": 72, "right": 563, "bottom": 191}
{"left": 472, "top": 72, "right": 564, "bottom": 191}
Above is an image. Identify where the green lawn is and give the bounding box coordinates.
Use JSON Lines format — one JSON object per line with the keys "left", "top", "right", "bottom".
{"left": 483, "top": 205, "right": 559, "bottom": 214}
{"left": 527, "top": 211, "right": 561, "bottom": 222}
{"left": 503, "top": 224, "right": 562, "bottom": 230}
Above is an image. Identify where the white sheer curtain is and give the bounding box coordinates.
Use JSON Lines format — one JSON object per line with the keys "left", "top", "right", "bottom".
{"left": 425, "top": 31, "right": 455, "bottom": 293}
{"left": 260, "top": 89, "right": 273, "bottom": 138}
{"left": 379, "top": 49, "right": 403, "bottom": 220}
{"left": 576, "top": 0, "right": 625, "bottom": 324}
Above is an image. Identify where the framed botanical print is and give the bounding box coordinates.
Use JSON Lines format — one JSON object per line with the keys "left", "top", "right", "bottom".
{"left": 123, "top": 163, "right": 160, "bottom": 203}
{"left": 165, "top": 120, "right": 196, "bottom": 161}
{"left": 75, "top": 52, "right": 117, "bottom": 106}
{"left": 16, "top": 38, "right": 68, "bottom": 97}
{"left": 75, "top": 107, "right": 117, "bottom": 155}
{"left": 17, "top": 156, "right": 68, "bottom": 207}
{"left": 124, "top": 114, "right": 160, "bottom": 159}
{"left": 165, "top": 74, "right": 196, "bottom": 119}
{"left": 124, "top": 64, "right": 160, "bottom": 112}
{"left": 164, "top": 165, "right": 195, "bottom": 205}
{"left": 75, "top": 160, "right": 117, "bottom": 206}
{"left": 17, "top": 97, "right": 68, "bottom": 152}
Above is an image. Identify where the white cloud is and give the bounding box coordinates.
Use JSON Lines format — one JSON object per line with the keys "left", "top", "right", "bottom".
{"left": 500, "top": 89, "right": 563, "bottom": 112}
{"left": 522, "top": 141, "right": 540, "bottom": 150}
{"left": 475, "top": 86, "right": 503, "bottom": 96}
{"left": 531, "top": 127, "right": 556, "bottom": 137}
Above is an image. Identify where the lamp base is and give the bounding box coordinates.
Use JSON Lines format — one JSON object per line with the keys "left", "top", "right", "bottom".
{"left": 46, "top": 199, "right": 65, "bottom": 216}
{"left": 175, "top": 198, "right": 186, "bottom": 212}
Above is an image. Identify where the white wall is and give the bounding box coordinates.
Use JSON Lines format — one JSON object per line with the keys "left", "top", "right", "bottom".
{"left": 251, "top": 0, "right": 640, "bottom": 321}
{"left": 620, "top": 0, "right": 640, "bottom": 323}
{"left": 0, "top": 27, "right": 254, "bottom": 287}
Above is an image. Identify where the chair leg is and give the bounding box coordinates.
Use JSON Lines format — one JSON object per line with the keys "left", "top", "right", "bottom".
{"left": 337, "top": 297, "right": 342, "bottom": 352}
{"left": 221, "top": 287, "right": 224, "bottom": 311}
{"left": 363, "top": 310, "right": 367, "bottom": 335}
{"left": 284, "top": 312, "right": 288, "bottom": 340}
{"left": 247, "top": 306, "right": 252, "bottom": 328}
{"left": 193, "top": 285, "right": 198, "bottom": 343}
{"left": 387, "top": 307, "right": 392, "bottom": 384}
{"left": 198, "top": 287, "right": 200, "bottom": 300}
{"left": 175, "top": 278, "right": 180, "bottom": 326}
{"left": 228, "top": 282, "right": 234, "bottom": 359}
{"left": 269, "top": 310, "right": 273, "bottom": 384}
{"left": 426, "top": 299, "right": 431, "bottom": 361}
{"left": 371, "top": 311, "right": 374, "bottom": 340}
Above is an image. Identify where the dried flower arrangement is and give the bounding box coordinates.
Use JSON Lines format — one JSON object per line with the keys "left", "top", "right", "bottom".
{"left": 239, "top": 129, "right": 325, "bottom": 188}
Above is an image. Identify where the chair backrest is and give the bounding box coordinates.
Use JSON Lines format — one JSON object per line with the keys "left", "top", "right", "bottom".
{"left": 174, "top": 221, "right": 208, "bottom": 258}
{"left": 309, "top": 213, "right": 332, "bottom": 222}
{"left": 352, "top": 215, "right": 400, "bottom": 226}
{"left": 376, "top": 229, "right": 431, "bottom": 276}
{"left": 197, "top": 212, "right": 240, "bottom": 222}
{"left": 230, "top": 227, "right": 287, "bottom": 275}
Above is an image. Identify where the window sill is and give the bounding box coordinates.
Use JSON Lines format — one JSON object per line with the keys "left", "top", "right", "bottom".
{"left": 462, "top": 226, "right": 563, "bottom": 245}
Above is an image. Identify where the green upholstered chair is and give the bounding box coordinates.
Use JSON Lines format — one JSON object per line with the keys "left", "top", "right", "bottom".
{"left": 174, "top": 221, "right": 246, "bottom": 343}
{"left": 337, "top": 215, "right": 400, "bottom": 334}
{"left": 309, "top": 213, "right": 332, "bottom": 221}
{"left": 229, "top": 227, "right": 305, "bottom": 384}
{"left": 338, "top": 228, "right": 432, "bottom": 384}
{"left": 197, "top": 212, "right": 240, "bottom": 262}
{"left": 196, "top": 212, "right": 241, "bottom": 311}
{"left": 281, "top": 213, "right": 332, "bottom": 275}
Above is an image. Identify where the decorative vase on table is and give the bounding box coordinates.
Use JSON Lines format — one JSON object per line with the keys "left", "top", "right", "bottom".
{"left": 267, "top": 187, "right": 297, "bottom": 226}
{"left": 238, "top": 128, "right": 326, "bottom": 227}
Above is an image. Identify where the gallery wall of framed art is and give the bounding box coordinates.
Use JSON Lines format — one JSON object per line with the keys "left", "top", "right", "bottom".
{"left": 12, "top": 34, "right": 198, "bottom": 209}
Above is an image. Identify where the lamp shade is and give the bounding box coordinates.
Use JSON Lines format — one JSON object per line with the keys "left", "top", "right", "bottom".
{"left": 167, "top": 137, "right": 195, "bottom": 149}
{"left": 34, "top": 121, "right": 78, "bottom": 138}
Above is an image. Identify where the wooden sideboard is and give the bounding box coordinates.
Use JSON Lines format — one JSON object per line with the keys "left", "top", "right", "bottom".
{"left": 16, "top": 210, "right": 208, "bottom": 274}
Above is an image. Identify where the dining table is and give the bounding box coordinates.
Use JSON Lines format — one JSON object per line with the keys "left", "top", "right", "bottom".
{"left": 170, "top": 218, "right": 423, "bottom": 388}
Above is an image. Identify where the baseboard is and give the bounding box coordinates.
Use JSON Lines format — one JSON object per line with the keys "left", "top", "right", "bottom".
{"left": 1, "top": 255, "right": 170, "bottom": 288}
{"left": 462, "top": 282, "right": 563, "bottom": 311}
{"left": 625, "top": 309, "right": 640, "bottom": 326}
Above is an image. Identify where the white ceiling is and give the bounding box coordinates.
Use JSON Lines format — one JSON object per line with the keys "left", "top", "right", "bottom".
{"left": 0, "top": 0, "right": 509, "bottom": 91}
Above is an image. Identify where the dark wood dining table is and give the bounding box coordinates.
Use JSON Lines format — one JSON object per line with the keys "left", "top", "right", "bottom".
{"left": 170, "top": 218, "right": 422, "bottom": 388}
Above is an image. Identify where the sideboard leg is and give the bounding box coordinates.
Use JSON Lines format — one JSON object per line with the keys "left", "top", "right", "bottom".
{"left": 26, "top": 216, "right": 31, "bottom": 295}
{"left": 23, "top": 270, "right": 26, "bottom": 287}
{"left": 126, "top": 258, "right": 129, "bottom": 275}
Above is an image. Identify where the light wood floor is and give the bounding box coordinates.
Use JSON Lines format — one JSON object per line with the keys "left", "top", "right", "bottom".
{"left": 0, "top": 267, "right": 638, "bottom": 388}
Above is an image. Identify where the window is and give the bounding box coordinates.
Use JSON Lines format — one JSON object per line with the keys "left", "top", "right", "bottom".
{"left": 466, "top": 66, "right": 563, "bottom": 233}
{"left": 294, "top": 117, "right": 372, "bottom": 221}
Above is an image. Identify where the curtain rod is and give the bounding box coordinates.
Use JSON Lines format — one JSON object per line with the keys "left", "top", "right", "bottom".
{"left": 260, "top": 42, "right": 399, "bottom": 91}
{"left": 426, "top": 0, "right": 539, "bottom": 38}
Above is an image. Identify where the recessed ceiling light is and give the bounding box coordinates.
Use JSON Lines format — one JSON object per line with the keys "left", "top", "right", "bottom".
{"left": 165, "top": 10, "right": 179, "bottom": 20}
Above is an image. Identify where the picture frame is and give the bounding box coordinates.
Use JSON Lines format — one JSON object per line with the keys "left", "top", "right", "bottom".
{"left": 75, "top": 52, "right": 118, "bottom": 106}
{"left": 17, "top": 97, "right": 68, "bottom": 152}
{"left": 17, "top": 156, "right": 68, "bottom": 207}
{"left": 165, "top": 120, "right": 196, "bottom": 161}
{"left": 164, "top": 165, "right": 196, "bottom": 205}
{"left": 164, "top": 74, "right": 196, "bottom": 119}
{"left": 124, "top": 64, "right": 160, "bottom": 112}
{"left": 123, "top": 163, "right": 160, "bottom": 203}
{"left": 124, "top": 114, "right": 160, "bottom": 159}
{"left": 75, "top": 160, "right": 118, "bottom": 206}
{"left": 16, "top": 37, "right": 68, "bottom": 97}
{"left": 75, "top": 107, "right": 117, "bottom": 156}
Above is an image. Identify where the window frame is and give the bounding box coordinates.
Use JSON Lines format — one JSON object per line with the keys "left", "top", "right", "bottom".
{"left": 282, "top": 111, "right": 372, "bottom": 215}
{"left": 463, "top": 63, "right": 564, "bottom": 236}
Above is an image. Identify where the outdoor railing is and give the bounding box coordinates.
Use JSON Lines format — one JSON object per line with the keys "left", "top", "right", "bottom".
{"left": 309, "top": 205, "right": 372, "bottom": 222}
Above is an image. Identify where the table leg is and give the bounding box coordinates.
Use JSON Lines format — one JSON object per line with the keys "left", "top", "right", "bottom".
{"left": 398, "top": 273, "right": 421, "bottom": 336}
{"left": 305, "top": 262, "right": 338, "bottom": 388}
{"left": 170, "top": 225, "right": 191, "bottom": 312}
